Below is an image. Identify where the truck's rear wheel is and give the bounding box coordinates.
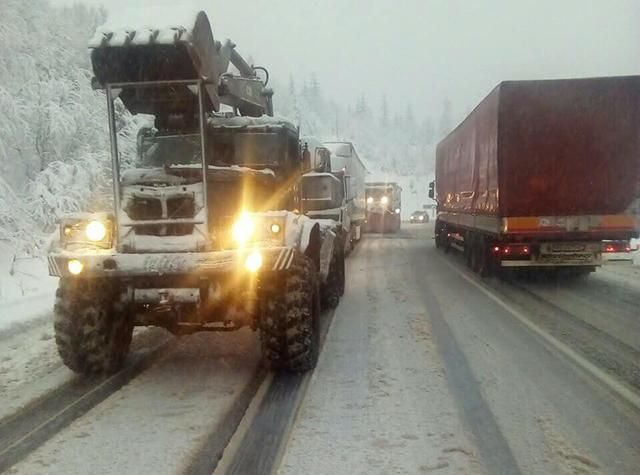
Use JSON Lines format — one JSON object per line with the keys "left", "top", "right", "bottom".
{"left": 260, "top": 254, "right": 320, "bottom": 372}
{"left": 54, "top": 279, "right": 133, "bottom": 375}
{"left": 471, "top": 235, "right": 490, "bottom": 277}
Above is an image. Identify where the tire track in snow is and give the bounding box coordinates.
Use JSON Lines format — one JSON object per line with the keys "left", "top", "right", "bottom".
{"left": 489, "top": 279, "right": 640, "bottom": 394}
{"left": 0, "top": 336, "right": 173, "bottom": 473}
{"left": 214, "top": 244, "right": 364, "bottom": 475}
{"left": 408, "top": 243, "right": 523, "bottom": 475}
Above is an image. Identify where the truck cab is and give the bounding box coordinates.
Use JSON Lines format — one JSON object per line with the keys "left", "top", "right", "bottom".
{"left": 365, "top": 182, "right": 402, "bottom": 233}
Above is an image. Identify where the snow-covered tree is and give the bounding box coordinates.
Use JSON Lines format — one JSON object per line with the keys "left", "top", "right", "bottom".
{"left": 0, "top": 0, "right": 128, "bottom": 251}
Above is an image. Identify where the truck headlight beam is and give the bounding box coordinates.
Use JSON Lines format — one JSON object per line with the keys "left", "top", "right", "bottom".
{"left": 245, "top": 250, "right": 263, "bottom": 272}
{"left": 86, "top": 220, "right": 107, "bottom": 242}
{"left": 232, "top": 212, "right": 255, "bottom": 245}
{"left": 68, "top": 259, "right": 84, "bottom": 275}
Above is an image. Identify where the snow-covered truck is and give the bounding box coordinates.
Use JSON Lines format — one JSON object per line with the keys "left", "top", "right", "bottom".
{"left": 365, "top": 182, "right": 402, "bottom": 233}
{"left": 298, "top": 137, "right": 346, "bottom": 303}
{"left": 299, "top": 137, "right": 355, "bottom": 257}
{"left": 323, "top": 142, "right": 367, "bottom": 247}
{"left": 47, "top": 11, "right": 343, "bottom": 375}
{"left": 431, "top": 76, "right": 640, "bottom": 275}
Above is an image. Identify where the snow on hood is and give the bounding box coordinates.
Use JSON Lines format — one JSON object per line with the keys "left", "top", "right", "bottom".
{"left": 120, "top": 166, "right": 275, "bottom": 186}
{"left": 121, "top": 169, "right": 189, "bottom": 186}
{"left": 207, "top": 115, "right": 297, "bottom": 132}
{"left": 207, "top": 165, "right": 275, "bottom": 176}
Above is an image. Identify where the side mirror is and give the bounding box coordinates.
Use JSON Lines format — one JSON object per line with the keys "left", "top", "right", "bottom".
{"left": 428, "top": 180, "right": 435, "bottom": 200}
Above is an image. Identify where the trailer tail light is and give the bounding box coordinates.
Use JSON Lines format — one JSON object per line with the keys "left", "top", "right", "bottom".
{"left": 602, "top": 241, "right": 631, "bottom": 253}
{"left": 493, "top": 244, "right": 531, "bottom": 257}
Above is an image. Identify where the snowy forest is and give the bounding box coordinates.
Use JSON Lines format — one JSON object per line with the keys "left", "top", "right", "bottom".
{"left": 0, "top": 0, "right": 454, "bottom": 257}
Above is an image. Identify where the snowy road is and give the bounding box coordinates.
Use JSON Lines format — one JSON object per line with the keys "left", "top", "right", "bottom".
{"left": 1, "top": 224, "right": 639, "bottom": 474}
{"left": 282, "top": 225, "right": 640, "bottom": 474}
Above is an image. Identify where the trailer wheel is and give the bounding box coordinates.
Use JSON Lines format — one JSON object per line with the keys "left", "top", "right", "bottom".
{"left": 471, "top": 236, "right": 490, "bottom": 277}
{"left": 54, "top": 278, "right": 133, "bottom": 375}
{"left": 260, "top": 253, "right": 320, "bottom": 373}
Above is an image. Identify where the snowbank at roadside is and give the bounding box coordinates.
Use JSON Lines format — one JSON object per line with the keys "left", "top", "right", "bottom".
{"left": 0, "top": 245, "right": 57, "bottom": 333}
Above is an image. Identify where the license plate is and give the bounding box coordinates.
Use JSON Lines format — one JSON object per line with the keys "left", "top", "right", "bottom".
{"left": 551, "top": 243, "right": 586, "bottom": 252}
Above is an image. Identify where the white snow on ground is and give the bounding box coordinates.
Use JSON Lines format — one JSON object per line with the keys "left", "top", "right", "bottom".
{"left": 279, "top": 235, "right": 484, "bottom": 475}
{"left": 0, "top": 325, "right": 172, "bottom": 422}
{"left": 0, "top": 319, "right": 66, "bottom": 420}
{"left": 9, "top": 330, "right": 260, "bottom": 475}
{"left": 0, "top": 247, "right": 57, "bottom": 333}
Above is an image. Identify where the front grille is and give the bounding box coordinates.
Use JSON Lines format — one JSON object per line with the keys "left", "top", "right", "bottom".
{"left": 136, "top": 224, "right": 194, "bottom": 236}
{"left": 167, "top": 196, "right": 195, "bottom": 219}
{"left": 127, "top": 198, "right": 162, "bottom": 220}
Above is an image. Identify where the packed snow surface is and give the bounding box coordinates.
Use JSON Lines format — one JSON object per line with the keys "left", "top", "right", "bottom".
{"left": 280, "top": 235, "right": 483, "bottom": 474}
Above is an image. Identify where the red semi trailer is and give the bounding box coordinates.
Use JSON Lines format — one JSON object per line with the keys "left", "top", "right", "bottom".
{"left": 430, "top": 76, "right": 640, "bottom": 275}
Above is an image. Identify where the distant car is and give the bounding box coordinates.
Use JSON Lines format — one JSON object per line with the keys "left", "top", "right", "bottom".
{"left": 409, "top": 211, "right": 429, "bottom": 223}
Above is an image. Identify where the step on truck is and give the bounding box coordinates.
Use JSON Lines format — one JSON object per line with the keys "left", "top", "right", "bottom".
{"left": 365, "top": 182, "right": 402, "bottom": 233}
{"left": 47, "top": 11, "right": 341, "bottom": 374}
{"left": 430, "top": 76, "right": 640, "bottom": 276}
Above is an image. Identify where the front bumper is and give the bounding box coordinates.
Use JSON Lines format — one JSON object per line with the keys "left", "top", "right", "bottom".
{"left": 48, "top": 246, "right": 297, "bottom": 278}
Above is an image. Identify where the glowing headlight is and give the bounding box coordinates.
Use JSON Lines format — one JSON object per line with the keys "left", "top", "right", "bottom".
{"left": 270, "top": 223, "right": 281, "bottom": 234}
{"left": 232, "top": 213, "right": 255, "bottom": 245}
{"left": 395, "top": 208, "right": 401, "bottom": 214}
{"left": 86, "top": 220, "right": 107, "bottom": 242}
{"left": 68, "top": 259, "right": 84, "bottom": 275}
{"left": 419, "top": 215, "right": 424, "bottom": 221}
{"left": 381, "top": 196, "right": 389, "bottom": 205}
{"left": 245, "top": 250, "right": 263, "bottom": 272}
{"left": 367, "top": 196, "right": 374, "bottom": 204}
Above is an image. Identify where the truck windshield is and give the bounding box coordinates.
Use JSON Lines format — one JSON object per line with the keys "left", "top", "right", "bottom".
{"left": 209, "top": 131, "right": 284, "bottom": 168}
{"left": 302, "top": 175, "right": 343, "bottom": 211}
{"left": 367, "top": 188, "right": 393, "bottom": 199}
{"left": 138, "top": 133, "right": 202, "bottom": 167}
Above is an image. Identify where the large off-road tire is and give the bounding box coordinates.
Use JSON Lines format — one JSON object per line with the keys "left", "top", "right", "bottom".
{"left": 321, "top": 240, "right": 346, "bottom": 308}
{"left": 54, "top": 278, "right": 133, "bottom": 375}
{"left": 259, "top": 254, "right": 321, "bottom": 373}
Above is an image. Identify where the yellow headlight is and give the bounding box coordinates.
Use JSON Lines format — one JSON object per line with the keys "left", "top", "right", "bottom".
{"left": 244, "top": 250, "right": 263, "bottom": 272}
{"left": 232, "top": 212, "right": 255, "bottom": 245}
{"left": 68, "top": 259, "right": 84, "bottom": 275}
{"left": 270, "top": 223, "right": 281, "bottom": 234}
{"left": 367, "top": 196, "right": 374, "bottom": 204}
{"left": 380, "top": 196, "right": 389, "bottom": 205}
{"left": 86, "top": 220, "right": 107, "bottom": 242}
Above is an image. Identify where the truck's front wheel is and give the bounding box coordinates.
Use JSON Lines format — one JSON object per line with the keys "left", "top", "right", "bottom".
{"left": 54, "top": 279, "right": 133, "bottom": 375}
{"left": 260, "top": 254, "right": 320, "bottom": 372}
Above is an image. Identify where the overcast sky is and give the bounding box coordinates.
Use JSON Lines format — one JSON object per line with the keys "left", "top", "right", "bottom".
{"left": 52, "top": 0, "right": 640, "bottom": 122}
